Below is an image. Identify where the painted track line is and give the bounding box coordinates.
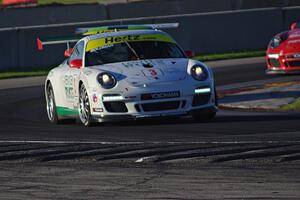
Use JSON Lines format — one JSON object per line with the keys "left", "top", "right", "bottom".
{"left": 0, "top": 140, "right": 300, "bottom": 145}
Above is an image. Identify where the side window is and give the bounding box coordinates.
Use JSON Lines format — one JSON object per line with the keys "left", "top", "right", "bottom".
{"left": 69, "top": 41, "right": 84, "bottom": 61}
{"left": 77, "top": 41, "right": 85, "bottom": 59}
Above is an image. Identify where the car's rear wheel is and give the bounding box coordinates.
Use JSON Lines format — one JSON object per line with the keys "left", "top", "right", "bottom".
{"left": 46, "top": 83, "right": 59, "bottom": 124}
{"left": 79, "top": 84, "right": 93, "bottom": 126}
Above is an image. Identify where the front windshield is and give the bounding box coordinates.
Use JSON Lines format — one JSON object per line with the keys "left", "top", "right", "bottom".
{"left": 85, "top": 40, "right": 185, "bottom": 66}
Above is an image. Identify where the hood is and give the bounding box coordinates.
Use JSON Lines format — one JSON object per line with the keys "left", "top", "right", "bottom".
{"left": 90, "top": 58, "right": 188, "bottom": 86}
{"left": 286, "top": 29, "right": 300, "bottom": 50}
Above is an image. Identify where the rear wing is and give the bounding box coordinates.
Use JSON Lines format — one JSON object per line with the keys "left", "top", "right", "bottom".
{"left": 75, "top": 23, "right": 179, "bottom": 35}
{"left": 37, "top": 23, "right": 179, "bottom": 50}
{"left": 37, "top": 36, "right": 81, "bottom": 50}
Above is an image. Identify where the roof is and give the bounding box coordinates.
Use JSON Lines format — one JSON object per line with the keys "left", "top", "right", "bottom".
{"left": 87, "top": 29, "right": 169, "bottom": 41}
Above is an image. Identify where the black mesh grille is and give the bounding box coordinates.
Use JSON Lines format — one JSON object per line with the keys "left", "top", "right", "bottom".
{"left": 141, "top": 101, "right": 180, "bottom": 112}
{"left": 192, "top": 93, "right": 211, "bottom": 107}
{"left": 288, "top": 61, "right": 300, "bottom": 67}
{"left": 104, "top": 102, "right": 128, "bottom": 113}
{"left": 268, "top": 58, "right": 281, "bottom": 68}
{"left": 135, "top": 104, "right": 141, "bottom": 112}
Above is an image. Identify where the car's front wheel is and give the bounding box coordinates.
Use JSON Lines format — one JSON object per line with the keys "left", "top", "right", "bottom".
{"left": 78, "top": 84, "right": 93, "bottom": 126}
{"left": 46, "top": 83, "right": 59, "bottom": 124}
{"left": 192, "top": 87, "right": 218, "bottom": 122}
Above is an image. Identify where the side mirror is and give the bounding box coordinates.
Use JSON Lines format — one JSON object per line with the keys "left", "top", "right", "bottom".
{"left": 69, "top": 59, "right": 82, "bottom": 69}
{"left": 64, "top": 48, "right": 73, "bottom": 58}
{"left": 184, "top": 50, "right": 195, "bottom": 58}
{"left": 291, "top": 22, "right": 297, "bottom": 30}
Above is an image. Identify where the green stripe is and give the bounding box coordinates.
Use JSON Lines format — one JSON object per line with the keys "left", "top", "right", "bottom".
{"left": 56, "top": 106, "right": 79, "bottom": 116}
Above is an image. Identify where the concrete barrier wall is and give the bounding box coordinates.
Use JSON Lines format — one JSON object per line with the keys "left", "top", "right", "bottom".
{"left": 0, "top": 4, "right": 108, "bottom": 28}
{"left": 283, "top": 6, "right": 300, "bottom": 30}
{"left": 107, "top": 0, "right": 235, "bottom": 19}
{"left": 154, "top": 8, "right": 283, "bottom": 54}
{"left": 1, "top": 0, "right": 300, "bottom": 28}
{"left": 2, "top": 18, "right": 154, "bottom": 71}
{"left": 0, "top": 29, "right": 19, "bottom": 70}
{"left": 235, "top": 0, "right": 289, "bottom": 9}
{"left": 284, "top": 0, "right": 300, "bottom": 6}
{"left": 1, "top": 7, "right": 300, "bottom": 71}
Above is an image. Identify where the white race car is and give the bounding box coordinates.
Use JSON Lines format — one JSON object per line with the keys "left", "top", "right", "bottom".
{"left": 38, "top": 23, "right": 218, "bottom": 126}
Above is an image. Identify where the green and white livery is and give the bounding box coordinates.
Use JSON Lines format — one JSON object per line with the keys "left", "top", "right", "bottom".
{"left": 41, "top": 23, "right": 218, "bottom": 126}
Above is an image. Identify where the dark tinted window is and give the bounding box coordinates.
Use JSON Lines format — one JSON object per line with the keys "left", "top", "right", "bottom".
{"left": 85, "top": 41, "right": 185, "bottom": 66}
{"left": 69, "top": 41, "right": 84, "bottom": 61}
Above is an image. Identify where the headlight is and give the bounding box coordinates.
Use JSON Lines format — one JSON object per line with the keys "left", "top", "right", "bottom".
{"left": 97, "top": 73, "right": 117, "bottom": 89}
{"left": 191, "top": 65, "right": 208, "bottom": 81}
{"left": 270, "top": 36, "right": 282, "bottom": 49}
{"left": 269, "top": 32, "right": 289, "bottom": 49}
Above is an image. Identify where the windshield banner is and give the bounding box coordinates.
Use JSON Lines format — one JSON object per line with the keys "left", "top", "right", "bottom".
{"left": 86, "top": 34, "right": 176, "bottom": 52}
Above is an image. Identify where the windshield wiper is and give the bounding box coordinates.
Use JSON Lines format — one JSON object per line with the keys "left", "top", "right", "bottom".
{"left": 124, "top": 41, "right": 140, "bottom": 60}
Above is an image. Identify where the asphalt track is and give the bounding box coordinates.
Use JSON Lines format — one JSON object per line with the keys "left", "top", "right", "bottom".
{"left": 0, "top": 57, "right": 299, "bottom": 143}
{"left": 1, "top": 57, "right": 300, "bottom": 200}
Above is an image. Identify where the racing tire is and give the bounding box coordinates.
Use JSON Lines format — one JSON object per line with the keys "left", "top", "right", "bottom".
{"left": 78, "top": 84, "right": 93, "bottom": 126}
{"left": 214, "top": 87, "right": 219, "bottom": 107}
{"left": 46, "top": 83, "right": 59, "bottom": 124}
{"left": 192, "top": 87, "right": 218, "bottom": 122}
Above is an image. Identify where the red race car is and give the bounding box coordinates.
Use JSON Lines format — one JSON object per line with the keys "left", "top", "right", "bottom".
{"left": 266, "top": 21, "right": 300, "bottom": 74}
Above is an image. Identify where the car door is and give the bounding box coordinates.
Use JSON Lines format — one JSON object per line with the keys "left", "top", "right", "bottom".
{"left": 63, "top": 41, "right": 85, "bottom": 109}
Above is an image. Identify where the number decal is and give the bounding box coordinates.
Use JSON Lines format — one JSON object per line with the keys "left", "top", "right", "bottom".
{"left": 149, "top": 69, "right": 157, "bottom": 76}
{"left": 64, "top": 75, "right": 75, "bottom": 101}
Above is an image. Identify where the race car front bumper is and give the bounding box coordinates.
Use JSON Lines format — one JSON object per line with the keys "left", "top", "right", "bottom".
{"left": 266, "top": 69, "right": 300, "bottom": 74}
{"left": 91, "top": 105, "right": 218, "bottom": 122}
{"left": 266, "top": 53, "right": 300, "bottom": 74}
{"left": 89, "top": 82, "right": 217, "bottom": 122}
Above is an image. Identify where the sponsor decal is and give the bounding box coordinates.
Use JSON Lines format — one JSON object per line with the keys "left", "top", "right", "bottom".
{"left": 288, "top": 39, "right": 300, "bottom": 44}
{"left": 141, "top": 91, "right": 180, "bottom": 100}
{"left": 122, "top": 60, "right": 153, "bottom": 68}
{"left": 293, "top": 54, "right": 300, "bottom": 58}
{"left": 104, "top": 35, "right": 140, "bottom": 44}
{"left": 122, "top": 62, "right": 140, "bottom": 68}
{"left": 64, "top": 75, "right": 75, "bottom": 101}
{"left": 90, "top": 44, "right": 114, "bottom": 53}
{"left": 86, "top": 34, "right": 176, "bottom": 52}
{"left": 149, "top": 69, "right": 158, "bottom": 76}
{"left": 92, "top": 108, "right": 103, "bottom": 112}
{"left": 93, "top": 94, "right": 98, "bottom": 103}
{"left": 142, "top": 68, "right": 163, "bottom": 79}
{"left": 289, "top": 32, "right": 300, "bottom": 38}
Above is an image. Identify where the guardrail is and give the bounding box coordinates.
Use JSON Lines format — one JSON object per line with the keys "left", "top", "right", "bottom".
{"left": 0, "top": 6, "right": 299, "bottom": 71}
{"left": 0, "top": 0, "right": 298, "bottom": 28}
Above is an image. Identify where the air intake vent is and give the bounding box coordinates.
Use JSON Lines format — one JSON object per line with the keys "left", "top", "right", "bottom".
{"left": 141, "top": 101, "right": 180, "bottom": 112}
{"left": 104, "top": 102, "right": 128, "bottom": 113}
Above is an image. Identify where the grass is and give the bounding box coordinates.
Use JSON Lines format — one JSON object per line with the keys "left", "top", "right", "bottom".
{"left": 0, "top": 50, "right": 265, "bottom": 79}
{"left": 0, "top": 70, "right": 48, "bottom": 79}
{"left": 281, "top": 98, "right": 300, "bottom": 112}
{"left": 194, "top": 50, "right": 265, "bottom": 62}
{"left": 38, "top": 0, "right": 110, "bottom": 5}
{"left": 0, "top": 0, "right": 130, "bottom": 5}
